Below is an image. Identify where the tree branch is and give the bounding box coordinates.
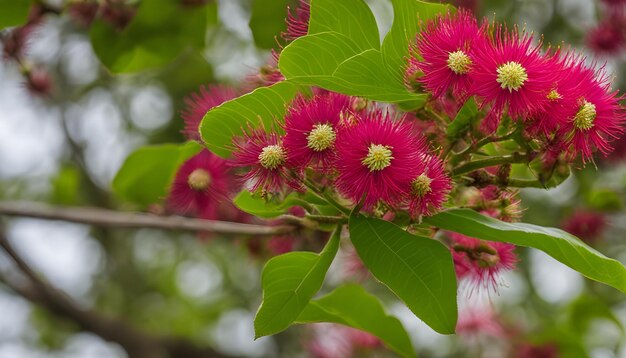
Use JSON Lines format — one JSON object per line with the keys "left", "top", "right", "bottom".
{"left": 0, "top": 231, "right": 235, "bottom": 358}
{"left": 0, "top": 201, "right": 295, "bottom": 236}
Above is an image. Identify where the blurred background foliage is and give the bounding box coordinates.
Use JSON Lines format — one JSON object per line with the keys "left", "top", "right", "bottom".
{"left": 1, "top": 0, "right": 626, "bottom": 357}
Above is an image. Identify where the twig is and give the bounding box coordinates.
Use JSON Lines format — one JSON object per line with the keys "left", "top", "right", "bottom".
{"left": 0, "top": 231, "right": 234, "bottom": 358}
{"left": 451, "top": 152, "right": 534, "bottom": 177}
{"left": 0, "top": 201, "right": 295, "bottom": 236}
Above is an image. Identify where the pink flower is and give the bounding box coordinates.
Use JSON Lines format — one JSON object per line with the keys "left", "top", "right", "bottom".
{"left": 456, "top": 306, "right": 505, "bottom": 338}
{"left": 586, "top": 20, "right": 626, "bottom": 56}
{"left": 283, "top": 0, "right": 310, "bottom": 42}
{"left": 450, "top": 232, "right": 517, "bottom": 291}
{"left": 67, "top": 0, "right": 99, "bottom": 27}
{"left": 232, "top": 129, "right": 292, "bottom": 193}
{"left": 562, "top": 209, "right": 607, "bottom": 243}
{"left": 408, "top": 9, "right": 487, "bottom": 98}
{"left": 515, "top": 343, "right": 559, "bottom": 358}
{"left": 305, "top": 324, "right": 380, "bottom": 358}
{"left": 181, "top": 85, "right": 238, "bottom": 141}
{"left": 25, "top": 66, "right": 53, "bottom": 97}
{"left": 267, "top": 235, "right": 295, "bottom": 255}
{"left": 553, "top": 57, "right": 625, "bottom": 162}
{"left": 282, "top": 93, "right": 353, "bottom": 169}
{"left": 335, "top": 111, "right": 427, "bottom": 208}
{"left": 405, "top": 154, "right": 452, "bottom": 217}
{"left": 167, "top": 149, "right": 229, "bottom": 219}
{"left": 245, "top": 50, "right": 285, "bottom": 89}
{"left": 470, "top": 26, "right": 556, "bottom": 132}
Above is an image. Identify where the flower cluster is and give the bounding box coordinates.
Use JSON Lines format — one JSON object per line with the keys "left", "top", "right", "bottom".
{"left": 407, "top": 9, "right": 625, "bottom": 163}
{"left": 231, "top": 92, "right": 452, "bottom": 217}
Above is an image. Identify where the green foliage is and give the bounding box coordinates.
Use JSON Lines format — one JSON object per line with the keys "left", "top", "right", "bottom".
{"left": 254, "top": 227, "right": 341, "bottom": 337}
{"left": 112, "top": 141, "right": 202, "bottom": 207}
{"left": 277, "top": 0, "right": 446, "bottom": 109}
{"left": 249, "top": 0, "right": 291, "bottom": 49}
{"left": 200, "top": 81, "right": 299, "bottom": 158}
{"left": 50, "top": 166, "right": 81, "bottom": 205}
{"left": 349, "top": 214, "right": 458, "bottom": 334}
{"left": 0, "top": 0, "right": 30, "bottom": 29}
{"left": 308, "top": 0, "right": 380, "bottom": 51}
{"left": 566, "top": 295, "right": 624, "bottom": 336}
{"left": 296, "top": 284, "right": 415, "bottom": 358}
{"left": 425, "top": 209, "right": 626, "bottom": 293}
{"left": 381, "top": 0, "right": 451, "bottom": 79}
{"left": 233, "top": 191, "right": 310, "bottom": 218}
{"left": 586, "top": 188, "right": 622, "bottom": 211}
{"left": 90, "top": 0, "right": 216, "bottom": 73}
{"left": 447, "top": 98, "right": 479, "bottom": 139}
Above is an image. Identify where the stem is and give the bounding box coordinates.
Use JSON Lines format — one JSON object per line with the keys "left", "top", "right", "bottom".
{"left": 302, "top": 178, "right": 350, "bottom": 215}
{"left": 450, "top": 130, "right": 517, "bottom": 165}
{"left": 0, "top": 201, "right": 295, "bottom": 236}
{"left": 305, "top": 214, "right": 347, "bottom": 224}
{"left": 451, "top": 152, "right": 533, "bottom": 177}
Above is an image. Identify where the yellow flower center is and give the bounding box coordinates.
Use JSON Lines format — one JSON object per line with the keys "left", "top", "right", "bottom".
{"left": 573, "top": 100, "right": 596, "bottom": 130}
{"left": 187, "top": 168, "right": 211, "bottom": 191}
{"left": 258, "top": 144, "right": 286, "bottom": 170}
{"left": 547, "top": 89, "right": 562, "bottom": 101}
{"left": 306, "top": 123, "right": 336, "bottom": 152}
{"left": 447, "top": 50, "right": 472, "bottom": 75}
{"left": 496, "top": 61, "right": 528, "bottom": 92}
{"left": 411, "top": 174, "right": 432, "bottom": 197}
{"left": 362, "top": 144, "right": 393, "bottom": 172}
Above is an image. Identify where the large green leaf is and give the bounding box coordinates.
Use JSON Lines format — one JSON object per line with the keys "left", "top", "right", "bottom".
{"left": 381, "top": 0, "right": 450, "bottom": 82}
{"left": 424, "top": 209, "right": 626, "bottom": 293}
{"left": 90, "top": 0, "right": 214, "bottom": 73}
{"left": 233, "top": 191, "right": 310, "bottom": 218}
{"left": 254, "top": 227, "right": 341, "bottom": 338}
{"left": 446, "top": 97, "right": 479, "bottom": 140}
{"left": 112, "top": 141, "right": 202, "bottom": 206}
{"left": 296, "top": 284, "right": 415, "bottom": 358}
{"left": 349, "top": 214, "right": 458, "bottom": 334}
{"left": 0, "top": 0, "right": 30, "bottom": 29}
{"left": 308, "top": 0, "right": 379, "bottom": 51}
{"left": 199, "top": 81, "right": 299, "bottom": 158}
{"left": 279, "top": 33, "right": 425, "bottom": 106}
{"left": 249, "top": 0, "right": 291, "bottom": 49}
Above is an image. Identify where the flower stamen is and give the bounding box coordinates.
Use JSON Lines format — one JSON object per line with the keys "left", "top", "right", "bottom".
{"left": 411, "top": 174, "right": 432, "bottom": 197}
{"left": 573, "top": 100, "right": 596, "bottom": 130}
{"left": 362, "top": 144, "right": 393, "bottom": 172}
{"left": 496, "top": 61, "right": 528, "bottom": 92}
{"left": 306, "top": 123, "right": 336, "bottom": 152}
{"left": 258, "top": 144, "right": 286, "bottom": 170}
{"left": 187, "top": 168, "right": 211, "bottom": 191}
{"left": 447, "top": 50, "right": 472, "bottom": 74}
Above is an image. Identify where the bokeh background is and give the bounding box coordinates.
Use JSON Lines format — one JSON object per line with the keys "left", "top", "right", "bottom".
{"left": 1, "top": 0, "right": 626, "bottom": 357}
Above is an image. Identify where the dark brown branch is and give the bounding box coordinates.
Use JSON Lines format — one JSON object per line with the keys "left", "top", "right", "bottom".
{"left": 0, "top": 201, "right": 295, "bottom": 236}
{"left": 0, "top": 231, "right": 234, "bottom": 358}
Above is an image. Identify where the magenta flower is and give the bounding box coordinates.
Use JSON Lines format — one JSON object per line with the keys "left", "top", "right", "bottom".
{"left": 282, "top": 93, "right": 353, "bottom": 169}
{"left": 181, "top": 85, "right": 238, "bottom": 141}
{"left": 562, "top": 209, "right": 606, "bottom": 243}
{"left": 586, "top": 20, "right": 626, "bottom": 56}
{"left": 553, "top": 58, "right": 625, "bottom": 162}
{"left": 335, "top": 111, "right": 427, "bottom": 208}
{"left": 408, "top": 9, "right": 487, "bottom": 99}
{"left": 245, "top": 50, "right": 285, "bottom": 90}
{"left": 282, "top": 0, "right": 309, "bottom": 42}
{"left": 405, "top": 154, "right": 452, "bottom": 217}
{"left": 232, "top": 129, "right": 291, "bottom": 193}
{"left": 167, "top": 149, "right": 229, "bottom": 220}
{"left": 456, "top": 306, "right": 505, "bottom": 338}
{"left": 450, "top": 233, "right": 517, "bottom": 291}
{"left": 470, "top": 27, "right": 556, "bottom": 132}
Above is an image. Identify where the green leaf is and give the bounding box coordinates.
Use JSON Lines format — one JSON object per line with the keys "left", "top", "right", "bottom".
{"left": 446, "top": 97, "right": 479, "bottom": 139}
{"left": 90, "top": 0, "right": 212, "bottom": 73}
{"left": 424, "top": 209, "right": 626, "bottom": 293}
{"left": 349, "top": 214, "right": 458, "bottom": 334}
{"left": 0, "top": 0, "right": 30, "bottom": 29}
{"left": 308, "top": 0, "right": 380, "bottom": 51}
{"left": 566, "top": 295, "right": 624, "bottom": 336}
{"left": 249, "top": 0, "right": 291, "bottom": 49}
{"left": 586, "top": 188, "right": 622, "bottom": 211}
{"left": 112, "top": 141, "right": 202, "bottom": 206}
{"left": 254, "top": 226, "right": 341, "bottom": 338}
{"left": 199, "top": 81, "right": 299, "bottom": 158}
{"left": 296, "top": 284, "right": 415, "bottom": 358}
{"left": 381, "top": 0, "right": 450, "bottom": 82}
{"left": 279, "top": 33, "right": 425, "bottom": 106}
{"left": 233, "top": 191, "right": 308, "bottom": 218}
{"left": 50, "top": 165, "right": 81, "bottom": 205}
